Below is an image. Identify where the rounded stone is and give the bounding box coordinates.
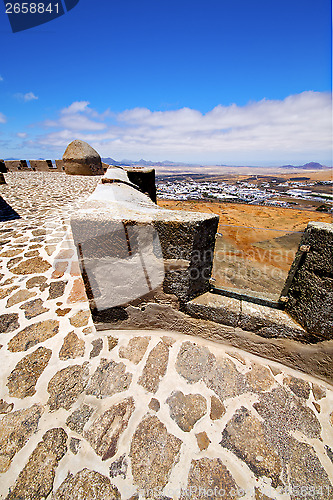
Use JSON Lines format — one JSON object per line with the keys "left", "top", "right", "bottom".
{"left": 63, "top": 140, "right": 104, "bottom": 176}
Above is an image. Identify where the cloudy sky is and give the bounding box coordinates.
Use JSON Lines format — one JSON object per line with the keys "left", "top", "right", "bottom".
{"left": 0, "top": 0, "right": 331, "bottom": 166}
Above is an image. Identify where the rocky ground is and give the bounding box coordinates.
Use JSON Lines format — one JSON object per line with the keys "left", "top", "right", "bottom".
{"left": 0, "top": 172, "right": 332, "bottom": 499}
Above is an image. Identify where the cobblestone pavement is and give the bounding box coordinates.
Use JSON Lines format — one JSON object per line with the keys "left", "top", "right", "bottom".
{"left": 0, "top": 173, "right": 332, "bottom": 499}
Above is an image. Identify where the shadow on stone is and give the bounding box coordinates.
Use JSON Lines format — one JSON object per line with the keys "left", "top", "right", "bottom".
{"left": 0, "top": 197, "right": 20, "bottom": 222}
{"left": 91, "top": 307, "right": 128, "bottom": 323}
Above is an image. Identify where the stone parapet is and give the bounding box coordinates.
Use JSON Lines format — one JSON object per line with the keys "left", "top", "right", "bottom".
{"left": 4, "top": 160, "right": 23, "bottom": 171}
{"left": 285, "top": 221, "right": 333, "bottom": 341}
{"left": 29, "top": 160, "right": 54, "bottom": 171}
{"left": 124, "top": 166, "right": 156, "bottom": 203}
{"left": 54, "top": 159, "right": 65, "bottom": 171}
{"left": 70, "top": 166, "right": 218, "bottom": 307}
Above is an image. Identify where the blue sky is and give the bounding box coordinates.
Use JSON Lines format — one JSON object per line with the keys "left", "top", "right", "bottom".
{"left": 0, "top": 0, "right": 332, "bottom": 165}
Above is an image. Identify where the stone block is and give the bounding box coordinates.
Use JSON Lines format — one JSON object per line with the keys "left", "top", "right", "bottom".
{"left": 63, "top": 140, "right": 104, "bottom": 176}
{"left": 4, "top": 160, "right": 22, "bottom": 172}
{"left": 29, "top": 160, "right": 54, "bottom": 171}
{"left": 124, "top": 166, "right": 156, "bottom": 203}
{"left": 54, "top": 159, "right": 65, "bottom": 171}
{"left": 240, "top": 301, "right": 308, "bottom": 341}
{"left": 0, "top": 160, "right": 7, "bottom": 173}
{"left": 285, "top": 222, "right": 333, "bottom": 341}
{"left": 185, "top": 292, "right": 240, "bottom": 327}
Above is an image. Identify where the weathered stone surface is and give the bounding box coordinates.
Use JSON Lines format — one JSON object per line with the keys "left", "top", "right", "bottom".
{"left": 176, "top": 341, "right": 211, "bottom": 383}
{"left": 45, "top": 245, "right": 57, "bottom": 256}
{"left": 70, "top": 261, "right": 81, "bottom": 276}
{"left": 138, "top": 341, "right": 169, "bottom": 393}
{"left": 220, "top": 407, "right": 282, "bottom": 488}
{"left": 8, "top": 319, "right": 59, "bottom": 352}
{"left": 69, "top": 309, "right": 90, "bottom": 327}
{"left": 7, "top": 346, "right": 52, "bottom": 398}
{"left": 56, "top": 307, "right": 71, "bottom": 316}
{"left": 51, "top": 261, "right": 68, "bottom": 279}
{"left": 6, "top": 289, "right": 36, "bottom": 307}
{"left": 204, "top": 355, "right": 248, "bottom": 400}
{"left": 195, "top": 431, "right": 211, "bottom": 451}
{"left": 0, "top": 285, "right": 19, "bottom": 300}
{"left": 24, "top": 250, "right": 39, "bottom": 257}
{"left": 59, "top": 331, "right": 85, "bottom": 360}
{"left": 48, "top": 363, "right": 89, "bottom": 411}
{"left": 119, "top": 336, "right": 150, "bottom": 364}
{"left": 68, "top": 278, "right": 87, "bottom": 303}
{"left": 253, "top": 386, "right": 321, "bottom": 441}
{"left": 19, "top": 298, "right": 49, "bottom": 319}
{"left": 66, "top": 404, "right": 94, "bottom": 433}
{"left": 185, "top": 292, "right": 240, "bottom": 327}
{"left": 312, "top": 383, "right": 326, "bottom": 401}
{"left": 180, "top": 458, "right": 240, "bottom": 500}
{"left": 85, "top": 398, "right": 135, "bottom": 460}
{"left": 0, "top": 404, "right": 43, "bottom": 472}
{"left": 148, "top": 398, "right": 160, "bottom": 412}
{"left": 287, "top": 440, "right": 333, "bottom": 500}
{"left": 83, "top": 326, "right": 94, "bottom": 334}
{"left": 0, "top": 399, "right": 14, "bottom": 414}
{"left": 0, "top": 312, "right": 19, "bottom": 333}
{"left": 48, "top": 280, "right": 66, "bottom": 300}
{"left": 283, "top": 375, "right": 310, "bottom": 399}
{"left": 0, "top": 248, "right": 23, "bottom": 257}
{"left": 6, "top": 428, "right": 67, "bottom": 500}
{"left": 26, "top": 275, "right": 47, "bottom": 289}
{"left": 7, "top": 256, "right": 23, "bottom": 269}
{"left": 55, "top": 249, "right": 74, "bottom": 260}
{"left": 10, "top": 256, "right": 51, "bottom": 274}
{"left": 69, "top": 437, "right": 81, "bottom": 454}
{"left": 240, "top": 301, "right": 307, "bottom": 340}
{"left": 166, "top": 391, "right": 206, "bottom": 432}
{"left": 109, "top": 454, "right": 127, "bottom": 479}
{"left": 246, "top": 363, "right": 275, "bottom": 393}
{"left": 52, "top": 468, "right": 121, "bottom": 499}
{"left": 210, "top": 395, "right": 226, "bottom": 421}
{"left": 86, "top": 358, "right": 132, "bottom": 398}
{"left": 63, "top": 140, "right": 104, "bottom": 176}
{"left": 130, "top": 415, "right": 182, "bottom": 491}
{"left": 285, "top": 222, "right": 333, "bottom": 340}
{"left": 329, "top": 411, "right": 333, "bottom": 426}
{"left": 90, "top": 338, "right": 103, "bottom": 358}
{"left": 108, "top": 336, "right": 118, "bottom": 350}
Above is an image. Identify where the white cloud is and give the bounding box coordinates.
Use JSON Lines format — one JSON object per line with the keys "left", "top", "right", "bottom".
{"left": 35, "top": 91, "right": 332, "bottom": 164}
{"left": 17, "top": 132, "right": 27, "bottom": 138}
{"left": 43, "top": 100, "right": 107, "bottom": 131}
{"left": 0, "top": 76, "right": 3, "bottom": 82}
{"left": 61, "top": 101, "right": 90, "bottom": 115}
{"left": 0, "top": 112, "right": 6, "bottom": 123}
{"left": 15, "top": 92, "right": 38, "bottom": 102}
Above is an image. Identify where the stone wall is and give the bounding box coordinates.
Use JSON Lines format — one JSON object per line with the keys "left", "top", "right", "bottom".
{"left": 29, "top": 160, "right": 54, "bottom": 171}
{"left": 285, "top": 221, "right": 333, "bottom": 341}
{"left": 4, "top": 160, "right": 23, "bottom": 172}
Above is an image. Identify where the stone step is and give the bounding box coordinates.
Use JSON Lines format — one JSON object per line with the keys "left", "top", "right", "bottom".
{"left": 185, "top": 291, "right": 310, "bottom": 342}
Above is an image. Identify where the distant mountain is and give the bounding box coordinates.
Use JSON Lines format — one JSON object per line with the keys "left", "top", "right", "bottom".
{"left": 281, "top": 162, "right": 327, "bottom": 170}
{"left": 102, "top": 157, "right": 199, "bottom": 167}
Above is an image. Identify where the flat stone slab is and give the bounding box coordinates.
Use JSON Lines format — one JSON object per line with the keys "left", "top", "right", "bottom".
{"left": 185, "top": 291, "right": 307, "bottom": 340}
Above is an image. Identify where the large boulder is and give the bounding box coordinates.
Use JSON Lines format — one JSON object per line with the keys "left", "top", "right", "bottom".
{"left": 62, "top": 140, "right": 104, "bottom": 176}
